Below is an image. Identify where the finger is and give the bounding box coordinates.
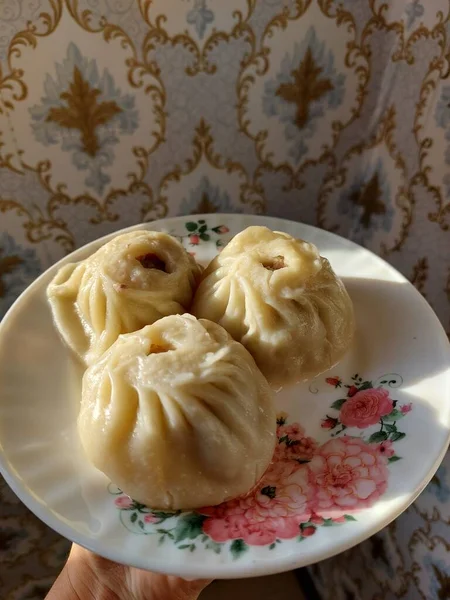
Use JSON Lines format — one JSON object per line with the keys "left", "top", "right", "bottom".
{"left": 141, "top": 574, "right": 212, "bottom": 600}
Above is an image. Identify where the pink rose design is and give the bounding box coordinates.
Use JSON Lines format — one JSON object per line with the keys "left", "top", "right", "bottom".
{"left": 310, "top": 514, "right": 324, "bottom": 525}
{"left": 217, "top": 225, "right": 230, "bottom": 234}
{"left": 200, "top": 494, "right": 244, "bottom": 519}
{"left": 277, "top": 423, "right": 318, "bottom": 462}
{"left": 264, "top": 452, "right": 300, "bottom": 483}
{"left": 249, "top": 481, "right": 309, "bottom": 521}
{"left": 240, "top": 516, "right": 304, "bottom": 545}
{"left": 339, "top": 388, "right": 394, "bottom": 428}
{"left": 326, "top": 377, "right": 342, "bottom": 388}
{"left": 272, "top": 441, "right": 288, "bottom": 463}
{"left": 347, "top": 385, "right": 358, "bottom": 397}
{"left": 144, "top": 514, "right": 159, "bottom": 524}
{"left": 201, "top": 428, "right": 314, "bottom": 545}
{"left": 203, "top": 514, "right": 305, "bottom": 546}
{"left": 376, "top": 440, "right": 395, "bottom": 458}
{"left": 277, "top": 423, "right": 306, "bottom": 439}
{"left": 115, "top": 495, "right": 133, "bottom": 509}
{"left": 202, "top": 515, "right": 247, "bottom": 542}
{"left": 308, "top": 436, "right": 389, "bottom": 519}
{"left": 301, "top": 526, "right": 316, "bottom": 537}
{"left": 190, "top": 234, "right": 200, "bottom": 245}
{"left": 284, "top": 436, "right": 318, "bottom": 462}
{"left": 333, "top": 515, "right": 346, "bottom": 523}
{"left": 321, "top": 416, "right": 338, "bottom": 430}
{"left": 400, "top": 402, "right": 412, "bottom": 415}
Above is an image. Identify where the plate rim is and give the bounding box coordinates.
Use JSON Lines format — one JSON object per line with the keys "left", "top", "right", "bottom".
{"left": 0, "top": 213, "right": 449, "bottom": 579}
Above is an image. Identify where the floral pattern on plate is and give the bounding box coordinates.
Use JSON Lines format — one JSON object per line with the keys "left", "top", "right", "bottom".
{"left": 110, "top": 372, "right": 412, "bottom": 558}
{"left": 166, "top": 219, "right": 230, "bottom": 256}
{"left": 321, "top": 373, "right": 409, "bottom": 459}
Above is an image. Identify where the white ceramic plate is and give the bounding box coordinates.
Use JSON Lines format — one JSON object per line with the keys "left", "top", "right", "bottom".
{"left": 0, "top": 214, "right": 449, "bottom": 580}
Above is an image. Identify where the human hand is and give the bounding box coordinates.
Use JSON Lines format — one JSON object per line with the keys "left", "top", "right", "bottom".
{"left": 46, "top": 544, "right": 211, "bottom": 600}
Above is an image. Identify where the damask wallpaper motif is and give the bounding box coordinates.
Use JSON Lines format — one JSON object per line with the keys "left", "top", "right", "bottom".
{"left": 0, "top": 1, "right": 449, "bottom": 599}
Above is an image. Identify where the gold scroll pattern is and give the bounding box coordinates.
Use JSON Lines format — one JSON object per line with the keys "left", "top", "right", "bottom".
{"left": 0, "top": 2, "right": 449, "bottom": 599}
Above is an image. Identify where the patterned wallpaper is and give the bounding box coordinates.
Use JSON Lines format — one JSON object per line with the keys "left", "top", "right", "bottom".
{"left": 0, "top": 1, "right": 449, "bottom": 599}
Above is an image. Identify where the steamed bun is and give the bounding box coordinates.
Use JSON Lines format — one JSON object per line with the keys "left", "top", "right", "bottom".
{"left": 192, "top": 226, "right": 354, "bottom": 387}
{"left": 47, "top": 230, "right": 201, "bottom": 365}
{"left": 78, "top": 314, "right": 276, "bottom": 510}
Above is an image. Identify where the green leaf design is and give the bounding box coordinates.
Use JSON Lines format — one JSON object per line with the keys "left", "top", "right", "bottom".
{"left": 344, "top": 515, "right": 357, "bottom": 522}
{"left": 368, "top": 431, "right": 388, "bottom": 443}
{"left": 130, "top": 512, "right": 137, "bottom": 524}
{"left": 330, "top": 398, "right": 346, "bottom": 410}
{"left": 216, "top": 239, "right": 224, "bottom": 247}
{"left": 230, "top": 539, "right": 248, "bottom": 559}
{"left": 384, "top": 423, "right": 397, "bottom": 433}
{"left": 383, "top": 409, "right": 404, "bottom": 422}
{"left": 269, "top": 543, "right": 276, "bottom": 550}
{"left": 358, "top": 381, "right": 373, "bottom": 390}
{"left": 186, "top": 222, "right": 198, "bottom": 232}
{"left": 205, "top": 540, "right": 222, "bottom": 554}
{"left": 200, "top": 233, "right": 210, "bottom": 241}
{"left": 172, "top": 513, "right": 206, "bottom": 543}
{"left": 151, "top": 511, "right": 179, "bottom": 521}
{"left": 199, "top": 225, "right": 208, "bottom": 234}
{"left": 390, "top": 432, "right": 406, "bottom": 442}
{"left": 138, "top": 520, "right": 145, "bottom": 530}
{"left": 198, "top": 219, "right": 206, "bottom": 224}
{"left": 177, "top": 544, "right": 196, "bottom": 553}
{"left": 322, "top": 518, "right": 334, "bottom": 527}
{"left": 388, "top": 455, "right": 402, "bottom": 463}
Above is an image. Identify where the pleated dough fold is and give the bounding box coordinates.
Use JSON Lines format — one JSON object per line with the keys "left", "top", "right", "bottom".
{"left": 192, "top": 226, "right": 355, "bottom": 387}
{"left": 47, "top": 230, "right": 201, "bottom": 364}
{"left": 78, "top": 315, "right": 276, "bottom": 510}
